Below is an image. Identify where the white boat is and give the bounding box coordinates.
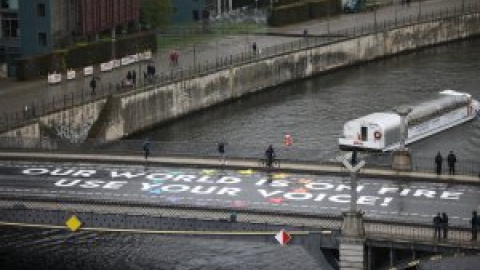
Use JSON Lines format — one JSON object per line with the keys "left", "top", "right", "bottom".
{"left": 338, "top": 90, "right": 480, "bottom": 152}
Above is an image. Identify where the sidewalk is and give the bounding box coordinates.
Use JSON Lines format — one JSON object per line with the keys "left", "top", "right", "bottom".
{"left": 0, "top": 0, "right": 472, "bottom": 117}
{"left": 0, "top": 151, "right": 478, "bottom": 185}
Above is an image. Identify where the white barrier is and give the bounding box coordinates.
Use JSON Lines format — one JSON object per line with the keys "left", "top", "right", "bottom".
{"left": 100, "top": 60, "right": 114, "bottom": 72}
{"left": 67, "top": 70, "right": 76, "bottom": 80}
{"left": 113, "top": 59, "right": 121, "bottom": 68}
{"left": 143, "top": 50, "right": 152, "bottom": 60}
{"left": 121, "top": 56, "right": 135, "bottom": 66}
{"left": 48, "top": 73, "right": 62, "bottom": 84}
{"left": 84, "top": 66, "right": 93, "bottom": 76}
{"left": 46, "top": 49, "right": 154, "bottom": 84}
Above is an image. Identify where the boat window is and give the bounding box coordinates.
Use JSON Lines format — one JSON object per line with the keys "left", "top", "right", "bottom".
{"left": 361, "top": 126, "right": 368, "bottom": 141}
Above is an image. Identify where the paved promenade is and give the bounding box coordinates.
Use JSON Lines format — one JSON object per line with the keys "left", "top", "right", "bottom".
{"left": 0, "top": 0, "right": 475, "bottom": 117}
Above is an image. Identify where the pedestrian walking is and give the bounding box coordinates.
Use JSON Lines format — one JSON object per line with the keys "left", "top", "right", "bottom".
{"left": 447, "top": 151, "right": 457, "bottom": 175}
{"left": 23, "top": 105, "right": 28, "bottom": 118}
{"left": 435, "top": 152, "right": 443, "bottom": 175}
{"left": 89, "top": 77, "right": 97, "bottom": 95}
{"left": 433, "top": 213, "right": 442, "bottom": 240}
{"left": 265, "top": 144, "right": 275, "bottom": 168}
{"left": 143, "top": 139, "right": 151, "bottom": 160}
{"left": 472, "top": 211, "right": 478, "bottom": 241}
{"left": 218, "top": 141, "right": 227, "bottom": 165}
{"left": 126, "top": 71, "right": 132, "bottom": 83}
{"left": 252, "top": 42, "right": 257, "bottom": 55}
{"left": 441, "top": 212, "right": 448, "bottom": 239}
{"left": 169, "top": 51, "right": 175, "bottom": 66}
{"left": 132, "top": 70, "right": 137, "bottom": 86}
{"left": 174, "top": 51, "right": 179, "bottom": 65}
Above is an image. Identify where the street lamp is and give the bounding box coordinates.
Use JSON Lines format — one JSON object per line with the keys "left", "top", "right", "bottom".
{"left": 393, "top": 106, "right": 412, "bottom": 151}
{"left": 418, "top": 1, "right": 422, "bottom": 22}
{"left": 392, "top": 106, "right": 413, "bottom": 171}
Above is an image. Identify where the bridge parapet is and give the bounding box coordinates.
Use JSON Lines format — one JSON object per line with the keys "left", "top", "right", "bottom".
{"left": 1, "top": 198, "right": 479, "bottom": 251}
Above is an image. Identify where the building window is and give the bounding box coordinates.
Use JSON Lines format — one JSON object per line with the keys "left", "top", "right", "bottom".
{"left": 38, "top": 32, "right": 47, "bottom": 47}
{"left": 1, "top": 13, "right": 18, "bottom": 38}
{"left": 37, "top": 3, "right": 46, "bottom": 17}
{"left": 1, "top": 0, "right": 18, "bottom": 9}
{"left": 1, "top": 0, "right": 9, "bottom": 9}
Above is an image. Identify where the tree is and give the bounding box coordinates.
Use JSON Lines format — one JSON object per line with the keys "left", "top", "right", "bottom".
{"left": 140, "top": 0, "right": 172, "bottom": 29}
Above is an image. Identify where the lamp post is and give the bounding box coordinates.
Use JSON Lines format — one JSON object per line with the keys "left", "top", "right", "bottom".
{"left": 392, "top": 106, "right": 413, "bottom": 170}
{"left": 337, "top": 152, "right": 366, "bottom": 237}
{"left": 394, "top": 0, "right": 398, "bottom": 27}
{"left": 418, "top": 1, "right": 422, "bottom": 22}
{"left": 111, "top": 28, "right": 116, "bottom": 61}
{"left": 394, "top": 106, "right": 412, "bottom": 151}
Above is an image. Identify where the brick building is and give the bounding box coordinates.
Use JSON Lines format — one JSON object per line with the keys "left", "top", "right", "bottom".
{"left": 0, "top": 0, "right": 141, "bottom": 77}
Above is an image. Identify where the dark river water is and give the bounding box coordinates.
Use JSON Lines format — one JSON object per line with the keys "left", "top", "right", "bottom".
{"left": 2, "top": 38, "right": 480, "bottom": 270}
{"left": 137, "top": 37, "right": 480, "bottom": 162}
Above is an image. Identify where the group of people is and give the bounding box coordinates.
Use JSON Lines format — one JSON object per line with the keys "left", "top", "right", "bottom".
{"left": 432, "top": 212, "right": 449, "bottom": 239}
{"left": 124, "top": 70, "right": 137, "bottom": 87}
{"left": 433, "top": 211, "right": 479, "bottom": 241}
{"left": 169, "top": 50, "right": 179, "bottom": 66}
{"left": 434, "top": 151, "right": 457, "bottom": 175}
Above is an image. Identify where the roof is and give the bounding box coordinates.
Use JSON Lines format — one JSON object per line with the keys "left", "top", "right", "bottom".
{"left": 347, "top": 112, "right": 400, "bottom": 130}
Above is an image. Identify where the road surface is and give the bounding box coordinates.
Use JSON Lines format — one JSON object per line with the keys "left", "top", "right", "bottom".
{"left": 0, "top": 161, "right": 478, "bottom": 226}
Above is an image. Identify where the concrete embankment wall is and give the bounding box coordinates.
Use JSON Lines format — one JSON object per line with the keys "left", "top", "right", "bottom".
{"left": 102, "top": 14, "right": 480, "bottom": 140}
{"left": 2, "top": 14, "right": 479, "bottom": 142}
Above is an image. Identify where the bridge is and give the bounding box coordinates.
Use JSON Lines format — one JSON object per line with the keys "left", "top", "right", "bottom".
{"left": 1, "top": 1, "right": 480, "bottom": 269}
{"left": 0, "top": 149, "right": 479, "bottom": 269}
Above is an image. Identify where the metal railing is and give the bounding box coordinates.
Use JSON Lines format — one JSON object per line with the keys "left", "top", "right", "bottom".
{"left": 0, "top": 199, "right": 479, "bottom": 250}
{"left": 0, "top": 3, "right": 478, "bottom": 133}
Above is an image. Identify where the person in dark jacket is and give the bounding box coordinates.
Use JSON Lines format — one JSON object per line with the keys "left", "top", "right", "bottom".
{"left": 218, "top": 142, "right": 227, "bottom": 165}
{"left": 132, "top": 70, "right": 137, "bottom": 86}
{"left": 433, "top": 213, "right": 442, "bottom": 240}
{"left": 447, "top": 151, "right": 457, "bottom": 175}
{"left": 441, "top": 212, "right": 449, "bottom": 239}
{"left": 265, "top": 145, "right": 275, "bottom": 168}
{"left": 89, "top": 77, "right": 97, "bottom": 95}
{"left": 143, "top": 139, "right": 151, "bottom": 160}
{"left": 435, "top": 152, "right": 443, "bottom": 175}
{"left": 472, "top": 211, "right": 478, "bottom": 241}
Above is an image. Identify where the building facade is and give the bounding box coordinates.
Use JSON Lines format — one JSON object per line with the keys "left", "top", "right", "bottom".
{"left": 0, "top": 0, "right": 140, "bottom": 77}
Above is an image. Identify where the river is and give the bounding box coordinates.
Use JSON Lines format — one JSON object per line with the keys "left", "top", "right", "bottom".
{"left": 2, "top": 38, "right": 480, "bottom": 270}
{"left": 136, "top": 37, "right": 480, "bottom": 162}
